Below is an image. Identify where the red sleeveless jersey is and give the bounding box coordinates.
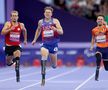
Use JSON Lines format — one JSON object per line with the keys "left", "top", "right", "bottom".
{"left": 5, "top": 22, "right": 22, "bottom": 46}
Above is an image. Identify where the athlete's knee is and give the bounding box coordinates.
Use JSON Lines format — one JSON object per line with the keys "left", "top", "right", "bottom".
{"left": 41, "top": 56, "right": 48, "bottom": 61}
{"left": 13, "top": 57, "right": 20, "bottom": 63}
{"left": 95, "top": 52, "right": 101, "bottom": 60}
{"left": 95, "top": 52, "right": 102, "bottom": 67}
{"left": 15, "top": 57, "right": 20, "bottom": 60}
{"left": 14, "top": 50, "right": 21, "bottom": 57}
{"left": 41, "top": 47, "right": 49, "bottom": 56}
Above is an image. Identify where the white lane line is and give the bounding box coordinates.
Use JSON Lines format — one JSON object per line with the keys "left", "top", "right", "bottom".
{"left": 75, "top": 72, "right": 95, "bottom": 90}
{"left": 0, "top": 68, "right": 52, "bottom": 83}
{"left": 18, "top": 68, "right": 80, "bottom": 90}
{"left": 75, "top": 68, "right": 103, "bottom": 90}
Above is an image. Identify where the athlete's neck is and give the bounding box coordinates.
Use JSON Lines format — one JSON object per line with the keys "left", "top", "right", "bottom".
{"left": 45, "top": 18, "right": 51, "bottom": 22}
{"left": 98, "top": 25, "right": 102, "bottom": 28}
{"left": 11, "top": 21, "right": 18, "bottom": 25}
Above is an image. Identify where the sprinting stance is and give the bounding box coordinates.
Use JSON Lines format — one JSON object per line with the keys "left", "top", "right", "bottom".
{"left": 32, "top": 6, "right": 63, "bottom": 86}
{"left": 90, "top": 15, "right": 108, "bottom": 81}
{"left": 1, "top": 10, "right": 27, "bottom": 82}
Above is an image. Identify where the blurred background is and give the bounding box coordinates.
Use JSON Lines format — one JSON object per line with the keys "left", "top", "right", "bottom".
{"left": 0, "top": 0, "right": 108, "bottom": 67}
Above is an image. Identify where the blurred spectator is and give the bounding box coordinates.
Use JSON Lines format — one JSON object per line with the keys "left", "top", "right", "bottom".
{"left": 83, "top": 0, "right": 96, "bottom": 20}
{"left": 103, "top": 0, "right": 108, "bottom": 24}
{"left": 76, "top": 55, "right": 85, "bottom": 67}
{"left": 40, "top": 0, "right": 108, "bottom": 21}
{"left": 68, "top": 0, "right": 83, "bottom": 16}
{"left": 65, "top": 61, "right": 73, "bottom": 67}
{"left": 57, "top": 59, "right": 63, "bottom": 67}
{"left": 53, "top": 0, "right": 68, "bottom": 10}
{"left": 95, "top": 0, "right": 108, "bottom": 23}
{"left": 40, "top": 0, "right": 54, "bottom": 5}
{"left": 65, "top": 0, "right": 73, "bottom": 9}
{"left": 33, "top": 59, "right": 41, "bottom": 67}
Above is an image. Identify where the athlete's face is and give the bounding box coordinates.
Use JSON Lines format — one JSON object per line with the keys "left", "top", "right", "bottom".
{"left": 11, "top": 12, "right": 19, "bottom": 22}
{"left": 96, "top": 16, "right": 104, "bottom": 26}
{"left": 44, "top": 9, "right": 52, "bottom": 19}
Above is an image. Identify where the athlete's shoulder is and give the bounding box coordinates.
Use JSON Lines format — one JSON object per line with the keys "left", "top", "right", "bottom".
{"left": 19, "top": 23, "right": 25, "bottom": 30}
{"left": 5, "top": 21, "right": 11, "bottom": 25}
{"left": 19, "top": 22, "right": 24, "bottom": 26}
{"left": 38, "top": 19, "right": 43, "bottom": 23}
{"left": 53, "top": 18, "right": 60, "bottom": 24}
{"left": 4, "top": 21, "right": 11, "bottom": 27}
{"left": 38, "top": 19, "right": 43, "bottom": 26}
{"left": 53, "top": 18, "right": 59, "bottom": 22}
{"left": 92, "top": 26, "right": 98, "bottom": 32}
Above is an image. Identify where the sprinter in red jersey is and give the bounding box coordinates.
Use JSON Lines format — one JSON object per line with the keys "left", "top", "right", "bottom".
{"left": 1, "top": 10, "right": 27, "bottom": 82}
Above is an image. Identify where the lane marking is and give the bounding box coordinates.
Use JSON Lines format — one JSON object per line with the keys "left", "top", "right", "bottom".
{"left": 18, "top": 68, "right": 80, "bottom": 90}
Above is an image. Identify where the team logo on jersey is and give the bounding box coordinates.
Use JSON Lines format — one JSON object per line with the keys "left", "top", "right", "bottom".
{"left": 95, "top": 32, "right": 99, "bottom": 35}
{"left": 17, "top": 28, "right": 20, "bottom": 31}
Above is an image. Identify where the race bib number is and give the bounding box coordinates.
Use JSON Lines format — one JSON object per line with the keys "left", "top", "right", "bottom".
{"left": 96, "top": 35, "right": 106, "bottom": 43}
{"left": 10, "top": 32, "right": 20, "bottom": 42}
{"left": 43, "top": 30, "right": 54, "bottom": 37}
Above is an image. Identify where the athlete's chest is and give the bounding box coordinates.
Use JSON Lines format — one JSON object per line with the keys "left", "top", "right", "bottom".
{"left": 12, "top": 26, "right": 21, "bottom": 32}
{"left": 95, "top": 28, "right": 107, "bottom": 36}
{"left": 41, "top": 21, "right": 55, "bottom": 30}
{"left": 9, "top": 25, "right": 21, "bottom": 41}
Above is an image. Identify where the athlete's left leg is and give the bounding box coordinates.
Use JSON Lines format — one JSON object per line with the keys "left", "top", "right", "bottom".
{"left": 49, "top": 53, "right": 57, "bottom": 69}
{"left": 40, "top": 47, "right": 49, "bottom": 86}
{"left": 95, "top": 52, "right": 102, "bottom": 81}
{"left": 13, "top": 50, "right": 21, "bottom": 82}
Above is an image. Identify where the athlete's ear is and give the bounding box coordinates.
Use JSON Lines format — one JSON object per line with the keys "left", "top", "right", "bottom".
{"left": 10, "top": 16, "right": 12, "bottom": 20}
{"left": 51, "top": 12, "right": 52, "bottom": 17}
{"left": 17, "top": 16, "right": 19, "bottom": 19}
{"left": 44, "top": 12, "right": 45, "bottom": 17}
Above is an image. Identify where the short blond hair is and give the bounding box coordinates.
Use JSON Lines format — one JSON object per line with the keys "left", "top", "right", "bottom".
{"left": 44, "top": 6, "right": 53, "bottom": 12}
{"left": 11, "top": 10, "right": 18, "bottom": 16}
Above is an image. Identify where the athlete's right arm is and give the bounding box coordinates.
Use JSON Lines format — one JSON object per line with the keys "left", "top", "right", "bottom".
{"left": 32, "top": 20, "right": 42, "bottom": 45}
{"left": 90, "top": 35, "right": 95, "bottom": 51}
{"left": 1, "top": 22, "right": 12, "bottom": 35}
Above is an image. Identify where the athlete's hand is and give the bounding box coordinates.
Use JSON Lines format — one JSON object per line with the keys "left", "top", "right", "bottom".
{"left": 51, "top": 26, "right": 57, "bottom": 31}
{"left": 10, "top": 26, "right": 16, "bottom": 31}
{"left": 6, "top": 26, "right": 15, "bottom": 32}
{"left": 32, "top": 40, "right": 36, "bottom": 45}
{"left": 90, "top": 47, "right": 93, "bottom": 51}
{"left": 24, "top": 40, "right": 27, "bottom": 45}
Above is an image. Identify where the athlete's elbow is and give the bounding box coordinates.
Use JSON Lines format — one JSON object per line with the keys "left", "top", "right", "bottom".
{"left": 1, "top": 31, "right": 4, "bottom": 35}
{"left": 59, "top": 30, "right": 63, "bottom": 35}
